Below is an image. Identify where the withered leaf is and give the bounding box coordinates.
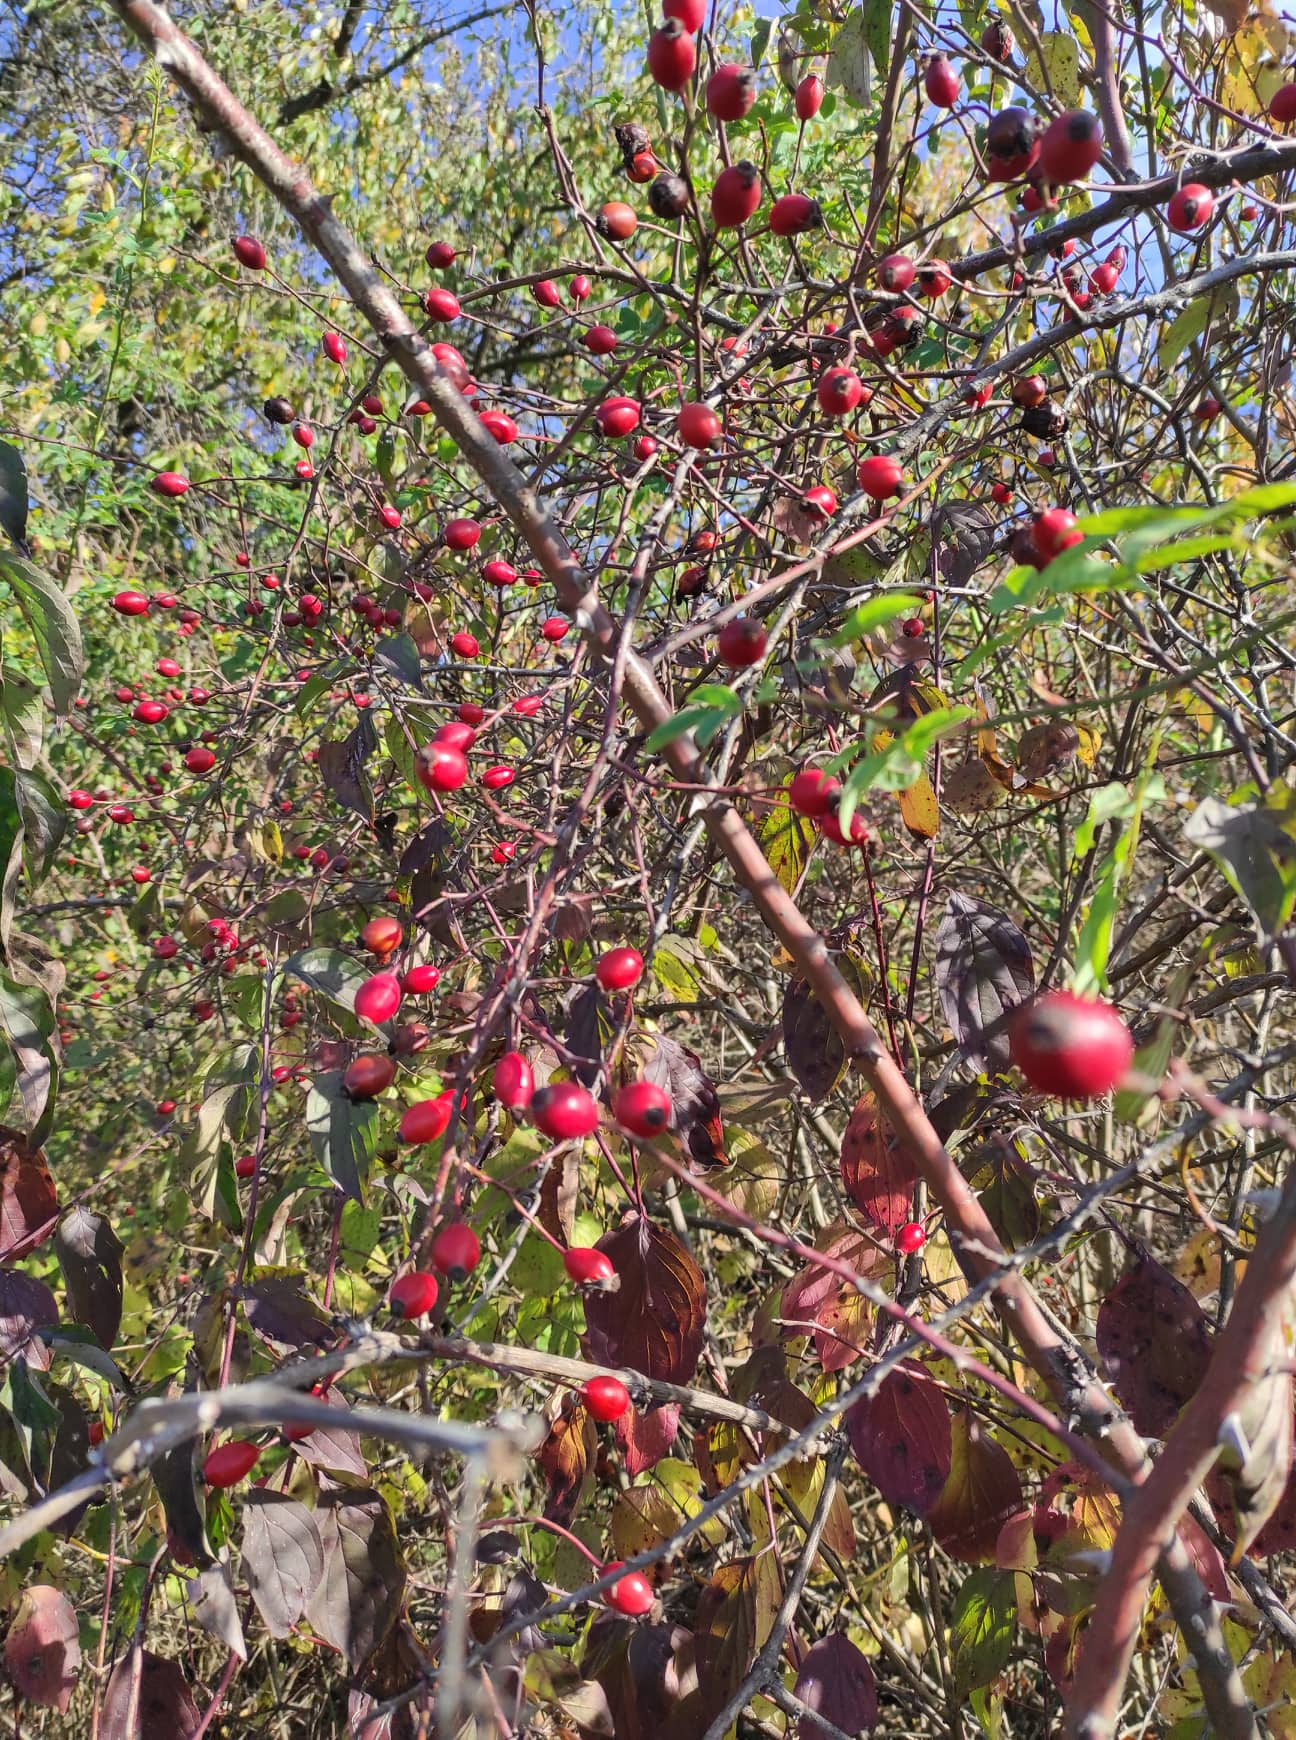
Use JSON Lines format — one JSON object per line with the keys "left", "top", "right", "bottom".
{"left": 782, "top": 976, "right": 846, "bottom": 1102}
{"left": 694, "top": 1555, "right": 781, "bottom": 1728}
{"left": 792, "top": 1632, "right": 878, "bottom": 1738}
{"left": 3, "top": 1584, "right": 80, "bottom": 1712}
{"left": 100, "top": 1651, "right": 199, "bottom": 1740}
{"left": 0, "top": 1129, "right": 58, "bottom": 1261}
{"left": 537, "top": 1401, "right": 596, "bottom": 1523}
{"left": 54, "top": 1206, "right": 122, "bottom": 1350}
{"left": 639, "top": 1034, "right": 725, "bottom": 1167}
{"left": 839, "top": 1092, "right": 915, "bottom": 1236}
{"left": 307, "top": 1488, "right": 406, "bottom": 1672}
{"left": 614, "top": 1402, "right": 681, "bottom": 1477}
{"left": 928, "top": 1408, "right": 1024, "bottom": 1563}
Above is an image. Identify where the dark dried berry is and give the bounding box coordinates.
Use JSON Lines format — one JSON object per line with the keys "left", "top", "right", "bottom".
{"left": 263, "top": 396, "right": 295, "bottom": 425}
{"left": 614, "top": 121, "right": 653, "bottom": 166}
{"left": 1021, "top": 399, "right": 1068, "bottom": 439}
{"left": 649, "top": 172, "right": 692, "bottom": 220}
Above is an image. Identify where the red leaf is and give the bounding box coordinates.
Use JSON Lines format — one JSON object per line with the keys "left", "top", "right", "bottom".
{"left": 839, "top": 1093, "right": 915, "bottom": 1236}
{"left": 846, "top": 1362, "right": 952, "bottom": 1517}
{"left": 615, "top": 1403, "right": 680, "bottom": 1477}
{"left": 538, "top": 1401, "right": 596, "bottom": 1523}
{"left": 1095, "top": 1253, "right": 1212, "bottom": 1436}
{"left": 0, "top": 1130, "right": 58, "bottom": 1262}
{"left": 928, "top": 1407, "right": 1023, "bottom": 1563}
{"left": 3, "top": 1584, "right": 80, "bottom": 1712}
{"left": 100, "top": 1651, "right": 200, "bottom": 1739}
{"left": 792, "top": 1632, "right": 878, "bottom": 1738}
{"left": 583, "top": 1214, "right": 706, "bottom": 1385}
{"left": 781, "top": 1222, "right": 884, "bottom": 1373}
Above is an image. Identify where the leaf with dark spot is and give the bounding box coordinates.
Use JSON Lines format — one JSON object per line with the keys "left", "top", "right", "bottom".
{"left": 100, "top": 1651, "right": 200, "bottom": 1740}
{"left": 694, "top": 1555, "right": 781, "bottom": 1728}
{"left": 935, "top": 499, "right": 998, "bottom": 587}
{"left": 846, "top": 1362, "right": 952, "bottom": 1516}
{"left": 928, "top": 1408, "right": 1023, "bottom": 1563}
{"left": 0, "top": 1269, "right": 55, "bottom": 1367}
{"left": 781, "top": 976, "right": 846, "bottom": 1102}
{"left": 934, "top": 894, "right": 1035, "bottom": 1073}
{"left": 639, "top": 1034, "right": 725, "bottom": 1167}
{"left": 3, "top": 1584, "right": 79, "bottom": 1711}
{"left": 1095, "top": 1253, "right": 1212, "bottom": 1436}
{"left": 54, "top": 1206, "right": 122, "bottom": 1350}
{"left": 538, "top": 1401, "right": 595, "bottom": 1523}
{"left": 792, "top": 1632, "right": 878, "bottom": 1739}
{"left": 839, "top": 1092, "right": 914, "bottom": 1235}
{"left": 319, "top": 729, "right": 375, "bottom": 823}
{"left": 0, "top": 1129, "right": 58, "bottom": 1260}
{"left": 614, "top": 1403, "right": 680, "bottom": 1477}
{"left": 241, "top": 1489, "right": 325, "bottom": 1638}
{"left": 307, "top": 1487, "right": 406, "bottom": 1671}
{"left": 781, "top": 1221, "right": 884, "bottom": 1372}
{"left": 583, "top": 1215, "right": 706, "bottom": 1385}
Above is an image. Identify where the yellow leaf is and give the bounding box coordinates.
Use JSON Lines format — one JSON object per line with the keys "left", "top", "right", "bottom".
{"left": 761, "top": 792, "right": 814, "bottom": 896}
{"left": 898, "top": 771, "right": 939, "bottom": 838}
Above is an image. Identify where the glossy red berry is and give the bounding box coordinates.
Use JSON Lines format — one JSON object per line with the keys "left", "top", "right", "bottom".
{"left": 678, "top": 401, "right": 721, "bottom": 448}
{"left": 583, "top": 1376, "right": 632, "bottom": 1422}
{"left": 924, "top": 55, "right": 960, "bottom": 108}
{"left": 1032, "top": 506, "right": 1084, "bottom": 562}
{"left": 597, "top": 201, "right": 638, "bottom": 241}
{"left": 663, "top": 0, "right": 705, "bottom": 27}
{"left": 769, "top": 193, "right": 822, "bottom": 237}
{"left": 1270, "top": 83, "right": 1296, "bottom": 123}
{"left": 711, "top": 161, "right": 763, "bottom": 228}
{"left": 717, "top": 616, "right": 767, "bottom": 667}
{"left": 1040, "top": 110, "right": 1103, "bottom": 184}
{"left": 531, "top": 1082, "right": 600, "bottom": 1141}
{"left": 789, "top": 767, "right": 840, "bottom": 817}
{"left": 570, "top": 275, "right": 592, "bottom": 303}
{"left": 818, "top": 807, "right": 870, "bottom": 848}
{"left": 400, "top": 1092, "right": 457, "bottom": 1144}
{"left": 707, "top": 64, "right": 757, "bottom": 121}
{"left": 896, "top": 1221, "right": 927, "bottom": 1255}
{"left": 389, "top": 1270, "right": 439, "bottom": 1319}
{"left": 540, "top": 618, "right": 568, "bottom": 643}
{"left": 596, "top": 947, "right": 644, "bottom": 991}
{"left": 1009, "top": 990, "right": 1134, "bottom": 1098}
{"left": 402, "top": 963, "right": 441, "bottom": 994}
{"left": 648, "top": 19, "right": 696, "bottom": 92}
{"left": 68, "top": 789, "right": 94, "bottom": 810}
{"left": 583, "top": 324, "right": 619, "bottom": 356}
{"left": 185, "top": 746, "right": 216, "bottom": 774}
{"left": 564, "top": 1246, "right": 616, "bottom": 1286}
{"left": 917, "top": 260, "right": 952, "bottom": 298}
{"left": 431, "top": 1222, "right": 481, "bottom": 1279}
{"left": 795, "top": 74, "right": 825, "bottom": 121}
{"left": 322, "top": 330, "right": 347, "bottom": 365}
{"left": 596, "top": 396, "right": 641, "bottom": 438}
{"left": 493, "top": 1050, "right": 535, "bottom": 1110}
{"left": 533, "top": 278, "right": 561, "bottom": 309}
{"left": 857, "top": 454, "right": 903, "bottom": 499}
{"left": 801, "top": 484, "right": 837, "bottom": 519}
{"left": 204, "top": 1440, "right": 261, "bottom": 1488}
{"left": 480, "top": 410, "right": 518, "bottom": 443}
{"left": 876, "top": 253, "right": 915, "bottom": 293}
{"left": 604, "top": 1565, "right": 654, "bottom": 1616}
{"left": 355, "top": 972, "right": 402, "bottom": 1025}
{"left": 418, "top": 741, "right": 469, "bottom": 793}
{"left": 614, "top": 1081, "right": 672, "bottom": 1138}
{"left": 1090, "top": 262, "right": 1119, "bottom": 295}
{"left": 450, "top": 632, "right": 481, "bottom": 659}
{"left": 424, "top": 286, "right": 461, "bottom": 322}
{"left": 235, "top": 1154, "right": 257, "bottom": 1180}
{"left": 481, "top": 764, "right": 514, "bottom": 790}
{"left": 990, "top": 481, "right": 1012, "bottom": 505}
{"left": 1168, "top": 183, "right": 1213, "bottom": 232}
{"left": 817, "top": 367, "right": 865, "bottom": 417}
{"left": 232, "top": 235, "right": 266, "bottom": 270}
{"left": 152, "top": 471, "right": 189, "bottom": 498}
{"left": 342, "top": 1053, "right": 396, "bottom": 1100}
{"left": 426, "top": 240, "right": 457, "bottom": 269}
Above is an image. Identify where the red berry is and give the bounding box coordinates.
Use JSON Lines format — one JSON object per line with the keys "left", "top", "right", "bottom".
{"left": 613, "top": 1080, "right": 672, "bottom": 1139}
{"left": 817, "top": 367, "right": 865, "bottom": 417}
{"left": 540, "top": 618, "right": 568, "bottom": 643}
{"left": 564, "top": 1246, "right": 616, "bottom": 1286}
{"left": 400, "top": 1092, "right": 457, "bottom": 1144}
{"left": 769, "top": 193, "right": 822, "bottom": 237}
{"left": 1032, "top": 506, "right": 1084, "bottom": 562}
{"left": 204, "top": 1440, "right": 261, "bottom": 1488}
{"left": 424, "top": 287, "right": 461, "bottom": 322}
{"left": 596, "top": 947, "right": 644, "bottom": 991}
{"left": 818, "top": 807, "right": 870, "bottom": 847}
{"left": 531, "top": 1082, "right": 600, "bottom": 1141}
{"left": 355, "top": 972, "right": 402, "bottom": 1025}
{"left": 185, "top": 746, "right": 216, "bottom": 774}
{"left": 431, "top": 1222, "right": 481, "bottom": 1279}
{"left": 444, "top": 518, "right": 481, "bottom": 552}
{"left": 795, "top": 74, "right": 825, "bottom": 121}
{"left": 857, "top": 454, "right": 903, "bottom": 499}
{"left": 604, "top": 1565, "right": 654, "bottom": 1616}
{"left": 362, "top": 916, "right": 403, "bottom": 956}
{"left": 896, "top": 1221, "right": 927, "bottom": 1255}
{"left": 68, "top": 789, "right": 94, "bottom": 810}
{"left": 1168, "top": 183, "right": 1213, "bottom": 232}
{"left": 583, "top": 324, "right": 619, "bottom": 356}
{"left": 450, "top": 632, "right": 481, "bottom": 659}
{"left": 152, "top": 472, "right": 189, "bottom": 499}
{"left": 982, "top": 20, "right": 1014, "bottom": 60}
{"left": 876, "top": 253, "right": 915, "bottom": 293}
{"left": 648, "top": 19, "right": 696, "bottom": 92}
{"left": 917, "top": 260, "right": 952, "bottom": 298}
{"left": 533, "top": 279, "right": 561, "bottom": 309}
{"left": 663, "top": 0, "right": 705, "bottom": 28}
{"left": 343, "top": 1054, "right": 396, "bottom": 1100}
{"left": 789, "top": 767, "right": 840, "bottom": 817}
{"left": 634, "top": 434, "right": 658, "bottom": 461}
{"left": 1090, "top": 262, "right": 1119, "bottom": 295}
{"left": 1040, "top": 110, "right": 1103, "bottom": 184}
{"left": 389, "top": 1270, "right": 439, "bottom": 1319}
{"left": 322, "top": 330, "right": 347, "bottom": 365}
{"left": 418, "top": 741, "right": 469, "bottom": 792}
{"left": 479, "top": 410, "right": 518, "bottom": 444}
{"left": 706, "top": 64, "right": 757, "bottom": 122}
{"left": 232, "top": 235, "right": 266, "bottom": 270}
{"left": 716, "top": 616, "right": 767, "bottom": 668}
{"left": 402, "top": 963, "right": 441, "bottom": 993}
{"left": 570, "top": 275, "right": 592, "bottom": 303}
{"left": 924, "top": 55, "right": 960, "bottom": 108}
{"left": 434, "top": 720, "right": 478, "bottom": 752}
{"left": 801, "top": 485, "right": 837, "bottom": 519}
{"left": 481, "top": 559, "right": 517, "bottom": 589}
{"left": 133, "top": 699, "right": 168, "bottom": 724}
{"left": 493, "top": 1050, "right": 535, "bottom": 1110}
{"left": 426, "top": 240, "right": 457, "bottom": 269}
{"left": 1194, "top": 397, "right": 1222, "bottom": 421}
{"left": 991, "top": 481, "right": 1012, "bottom": 505}
{"left": 596, "top": 396, "right": 641, "bottom": 438}
{"left": 481, "top": 764, "right": 514, "bottom": 790}
{"left": 678, "top": 401, "right": 721, "bottom": 448}
{"left": 986, "top": 107, "right": 1039, "bottom": 181}
{"left": 1009, "top": 990, "right": 1133, "bottom": 1098}
{"left": 1269, "top": 83, "right": 1296, "bottom": 123}
{"left": 583, "top": 1376, "right": 632, "bottom": 1422}
{"left": 235, "top": 1154, "right": 256, "bottom": 1180}
{"left": 711, "top": 161, "right": 763, "bottom": 228}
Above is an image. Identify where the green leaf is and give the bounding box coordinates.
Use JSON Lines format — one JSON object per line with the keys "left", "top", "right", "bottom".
{"left": 645, "top": 686, "right": 742, "bottom": 753}
{"left": 836, "top": 707, "right": 974, "bottom": 834}
{"left": 1157, "top": 285, "right": 1238, "bottom": 372}
{"left": 183, "top": 1083, "right": 248, "bottom": 1228}
{"left": 306, "top": 1070, "right": 378, "bottom": 1202}
{"left": 0, "top": 554, "right": 83, "bottom": 718}
{"left": 0, "top": 670, "right": 43, "bottom": 770}
{"left": 750, "top": 17, "right": 772, "bottom": 65}
{"left": 284, "top": 948, "right": 367, "bottom": 1017}
{"left": 950, "top": 1567, "right": 1017, "bottom": 1698}
{"left": 0, "top": 968, "right": 59, "bottom": 1143}
{"left": 372, "top": 634, "right": 424, "bottom": 691}
{"left": 0, "top": 441, "right": 28, "bottom": 548}
{"left": 823, "top": 593, "right": 925, "bottom": 648}
{"left": 1184, "top": 789, "right": 1296, "bottom": 943}
{"left": 14, "top": 770, "right": 66, "bottom": 889}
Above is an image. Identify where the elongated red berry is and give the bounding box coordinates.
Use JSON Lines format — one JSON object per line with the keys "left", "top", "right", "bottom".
{"left": 204, "top": 1439, "right": 261, "bottom": 1488}
{"left": 390, "top": 1270, "right": 439, "bottom": 1319}
{"left": 711, "top": 161, "right": 763, "bottom": 229}
{"left": 430, "top": 1222, "right": 481, "bottom": 1279}
{"left": 648, "top": 19, "right": 696, "bottom": 92}
{"left": 924, "top": 55, "right": 960, "bottom": 108}
{"left": 400, "top": 1092, "right": 457, "bottom": 1144}
{"left": 795, "top": 74, "right": 825, "bottom": 121}
{"left": 770, "top": 193, "right": 822, "bottom": 237}
{"left": 355, "top": 972, "right": 402, "bottom": 1025}
{"left": 564, "top": 1246, "right": 616, "bottom": 1285}
{"left": 493, "top": 1050, "right": 535, "bottom": 1110}
{"left": 232, "top": 235, "right": 266, "bottom": 270}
